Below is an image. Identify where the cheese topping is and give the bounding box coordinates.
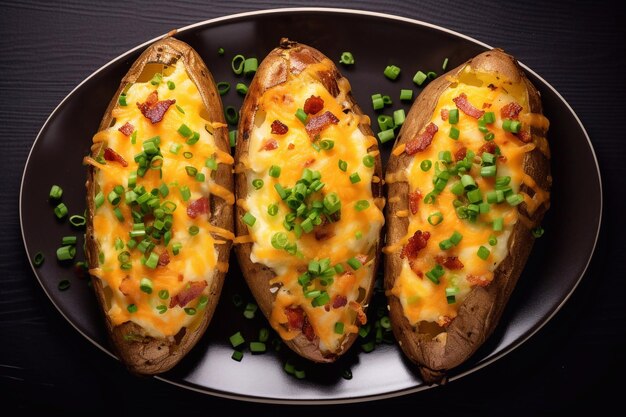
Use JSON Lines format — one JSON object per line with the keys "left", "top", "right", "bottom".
{"left": 243, "top": 58, "right": 384, "bottom": 354}
{"left": 87, "top": 62, "right": 232, "bottom": 338}
{"left": 389, "top": 65, "right": 549, "bottom": 327}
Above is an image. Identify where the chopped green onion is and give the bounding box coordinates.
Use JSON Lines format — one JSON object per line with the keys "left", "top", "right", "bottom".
{"left": 54, "top": 203, "right": 68, "bottom": 219}
{"left": 384, "top": 65, "right": 401, "bottom": 80}
{"left": 179, "top": 185, "right": 191, "bottom": 201}
{"left": 461, "top": 175, "right": 477, "bottom": 190}
{"left": 243, "top": 303, "right": 258, "bottom": 319}
{"left": 231, "top": 54, "right": 245, "bottom": 75}
{"left": 176, "top": 104, "right": 185, "bottom": 114}
{"left": 532, "top": 226, "right": 545, "bottom": 238}
{"left": 413, "top": 70, "right": 427, "bottom": 86}
{"left": 334, "top": 322, "right": 345, "bottom": 334}
{"left": 229, "top": 331, "right": 245, "bottom": 348}
{"left": 378, "top": 128, "right": 395, "bottom": 143}
{"left": 243, "top": 57, "right": 258, "bottom": 76}
{"left": 94, "top": 191, "right": 105, "bottom": 208}
{"left": 158, "top": 289, "right": 169, "bottom": 300}
{"left": 250, "top": 341, "right": 266, "bottom": 353}
{"left": 269, "top": 165, "right": 281, "bottom": 178}
{"left": 217, "top": 81, "right": 230, "bottom": 95}
{"left": 33, "top": 252, "right": 45, "bottom": 267}
{"left": 295, "top": 108, "right": 308, "bottom": 123}
{"left": 225, "top": 106, "right": 238, "bottom": 125}
{"left": 177, "top": 123, "right": 193, "bottom": 138}
{"left": 425, "top": 264, "right": 444, "bottom": 284}
{"left": 323, "top": 192, "right": 341, "bottom": 214}
{"left": 339, "top": 51, "right": 355, "bottom": 65}
{"left": 439, "top": 239, "right": 453, "bottom": 250}
{"left": 450, "top": 231, "right": 463, "bottom": 245}
{"left": 167, "top": 80, "right": 175, "bottom": 90}
{"left": 144, "top": 252, "right": 159, "bottom": 269}
{"left": 423, "top": 192, "right": 436, "bottom": 204}
{"left": 489, "top": 234, "right": 498, "bottom": 246}
{"left": 493, "top": 217, "right": 504, "bottom": 231}
{"left": 481, "top": 165, "right": 497, "bottom": 177}
{"left": 449, "top": 126, "right": 460, "bottom": 140}
{"left": 347, "top": 257, "right": 362, "bottom": 270}
{"left": 156, "top": 305, "right": 167, "bottom": 314}
{"left": 427, "top": 71, "right": 437, "bottom": 79}
{"left": 393, "top": 109, "right": 406, "bottom": 126}
{"left": 189, "top": 225, "right": 200, "bottom": 236}
{"left": 428, "top": 212, "right": 444, "bottom": 226}
{"left": 467, "top": 189, "right": 483, "bottom": 204}
{"left": 251, "top": 178, "right": 264, "bottom": 190}
{"left": 271, "top": 232, "right": 288, "bottom": 249}
{"left": 484, "top": 132, "right": 495, "bottom": 141}
{"left": 506, "top": 193, "right": 524, "bottom": 206}
{"left": 56, "top": 245, "right": 75, "bottom": 261}
{"left": 400, "top": 89, "right": 413, "bottom": 101}
{"left": 442, "top": 58, "right": 449, "bottom": 70}
{"left": 218, "top": 47, "right": 225, "bottom": 55}
{"left": 186, "top": 131, "right": 200, "bottom": 145}
{"left": 169, "top": 143, "right": 182, "bottom": 155}
{"left": 420, "top": 160, "right": 432, "bottom": 171}
{"left": 139, "top": 277, "right": 153, "bottom": 294}
{"left": 127, "top": 304, "right": 137, "bottom": 313}
{"left": 320, "top": 139, "right": 334, "bottom": 150}
{"left": 312, "top": 292, "right": 330, "bottom": 307}
{"left": 118, "top": 94, "right": 127, "bottom": 106}
{"left": 355, "top": 200, "right": 370, "bottom": 211}
{"left": 450, "top": 181, "right": 464, "bottom": 196}
{"left": 448, "top": 109, "right": 459, "bottom": 124}
{"left": 61, "top": 236, "right": 76, "bottom": 246}
{"left": 185, "top": 166, "right": 198, "bottom": 177}
{"left": 483, "top": 112, "right": 495, "bottom": 124}
{"left": 229, "top": 130, "right": 237, "bottom": 147}
{"left": 49, "top": 185, "right": 63, "bottom": 200}
{"left": 267, "top": 203, "right": 278, "bottom": 216}
{"left": 477, "top": 246, "right": 490, "bottom": 260}
{"left": 172, "top": 242, "right": 182, "bottom": 255}
{"left": 349, "top": 172, "right": 361, "bottom": 184}
{"left": 184, "top": 307, "right": 196, "bottom": 315}
{"left": 372, "top": 94, "right": 384, "bottom": 110}
{"left": 69, "top": 215, "right": 86, "bottom": 227}
{"left": 242, "top": 212, "right": 256, "bottom": 227}
{"left": 235, "top": 82, "right": 248, "bottom": 95}
{"left": 150, "top": 73, "right": 162, "bottom": 85}
{"left": 363, "top": 155, "right": 375, "bottom": 167}
{"left": 338, "top": 159, "right": 348, "bottom": 172}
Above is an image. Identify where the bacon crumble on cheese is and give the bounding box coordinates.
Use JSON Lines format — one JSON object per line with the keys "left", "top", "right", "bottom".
{"left": 387, "top": 64, "right": 549, "bottom": 328}
{"left": 86, "top": 63, "right": 233, "bottom": 339}
{"left": 241, "top": 58, "right": 384, "bottom": 355}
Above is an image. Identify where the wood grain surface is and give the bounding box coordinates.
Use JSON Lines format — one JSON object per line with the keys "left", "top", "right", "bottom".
{"left": 1, "top": 0, "right": 624, "bottom": 415}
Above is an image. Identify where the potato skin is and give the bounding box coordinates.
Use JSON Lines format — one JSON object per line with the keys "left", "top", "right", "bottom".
{"left": 85, "top": 36, "right": 233, "bottom": 375}
{"left": 384, "top": 49, "right": 551, "bottom": 383}
{"left": 234, "top": 39, "right": 383, "bottom": 362}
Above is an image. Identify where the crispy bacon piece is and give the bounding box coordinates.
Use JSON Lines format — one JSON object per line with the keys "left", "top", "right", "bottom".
{"left": 302, "top": 316, "right": 316, "bottom": 341}
{"left": 453, "top": 93, "right": 485, "bottom": 119}
{"left": 435, "top": 255, "right": 464, "bottom": 270}
{"left": 305, "top": 111, "right": 339, "bottom": 137}
{"left": 409, "top": 191, "right": 421, "bottom": 215}
{"left": 349, "top": 301, "right": 367, "bottom": 325}
{"left": 137, "top": 90, "right": 175, "bottom": 124}
{"left": 260, "top": 139, "right": 278, "bottom": 151}
{"left": 169, "top": 281, "right": 207, "bottom": 308}
{"left": 187, "top": 197, "right": 209, "bottom": 219}
{"left": 500, "top": 102, "right": 523, "bottom": 119}
{"left": 482, "top": 103, "right": 492, "bottom": 109}
{"left": 304, "top": 95, "right": 324, "bottom": 115}
{"left": 285, "top": 307, "right": 304, "bottom": 329}
{"left": 304, "top": 158, "right": 316, "bottom": 167}
{"left": 517, "top": 129, "right": 532, "bottom": 143}
{"left": 118, "top": 122, "right": 134, "bottom": 136}
{"left": 314, "top": 224, "right": 335, "bottom": 241}
{"left": 400, "top": 230, "right": 431, "bottom": 260}
{"left": 439, "top": 315, "right": 454, "bottom": 327}
{"left": 405, "top": 122, "right": 438, "bottom": 155}
{"left": 455, "top": 146, "right": 467, "bottom": 161}
{"left": 441, "top": 108, "right": 449, "bottom": 121}
{"left": 479, "top": 141, "right": 498, "bottom": 155}
{"left": 467, "top": 274, "right": 491, "bottom": 287}
{"left": 158, "top": 251, "right": 170, "bottom": 267}
{"left": 271, "top": 120, "right": 288, "bottom": 135}
{"left": 332, "top": 295, "right": 347, "bottom": 309}
{"left": 287, "top": 143, "right": 295, "bottom": 150}
{"left": 103, "top": 147, "right": 128, "bottom": 167}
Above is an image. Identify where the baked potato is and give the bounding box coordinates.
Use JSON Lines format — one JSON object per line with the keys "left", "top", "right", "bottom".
{"left": 234, "top": 39, "right": 385, "bottom": 362}
{"left": 84, "top": 36, "right": 234, "bottom": 374}
{"left": 384, "top": 49, "right": 551, "bottom": 383}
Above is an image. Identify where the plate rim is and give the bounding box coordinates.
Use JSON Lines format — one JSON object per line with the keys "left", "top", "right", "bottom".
{"left": 19, "top": 6, "right": 603, "bottom": 405}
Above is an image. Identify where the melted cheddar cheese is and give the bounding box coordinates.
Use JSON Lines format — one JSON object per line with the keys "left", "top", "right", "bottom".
{"left": 389, "top": 65, "right": 549, "bottom": 327}
{"left": 86, "top": 63, "right": 233, "bottom": 339}
{"left": 242, "top": 58, "right": 384, "bottom": 354}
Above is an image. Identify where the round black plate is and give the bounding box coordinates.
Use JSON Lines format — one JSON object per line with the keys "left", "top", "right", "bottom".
{"left": 20, "top": 8, "right": 602, "bottom": 403}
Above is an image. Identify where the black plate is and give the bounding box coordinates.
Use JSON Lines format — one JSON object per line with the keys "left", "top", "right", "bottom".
{"left": 19, "top": 8, "right": 602, "bottom": 403}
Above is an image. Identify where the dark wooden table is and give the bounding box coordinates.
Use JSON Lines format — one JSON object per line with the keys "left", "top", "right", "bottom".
{"left": 2, "top": 1, "right": 623, "bottom": 414}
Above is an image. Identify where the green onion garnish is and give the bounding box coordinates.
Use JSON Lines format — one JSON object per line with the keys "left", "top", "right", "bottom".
{"left": 506, "top": 193, "right": 524, "bottom": 206}
{"left": 217, "top": 81, "right": 230, "bottom": 95}
{"left": 338, "top": 159, "right": 348, "bottom": 172}
{"left": 372, "top": 94, "right": 384, "bottom": 110}
{"left": 229, "top": 130, "right": 237, "bottom": 147}
{"left": 242, "top": 212, "right": 256, "bottom": 227}
{"left": 295, "top": 108, "right": 308, "bottom": 123}
{"left": 56, "top": 245, "right": 75, "bottom": 261}
{"left": 400, "top": 89, "right": 413, "bottom": 101}
{"left": 269, "top": 165, "right": 281, "bottom": 178}
{"left": 118, "top": 94, "right": 127, "bottom": 106}
{"left": 139, "top": 277, "right": 153, "bottom": 294}
{"left": 349, "top": 172, "right": 361, "bottom": 184}
{"left": 334, "top": 322, "right": 345, "bottom": 334}
{"left": 477, "top": 246, "right": 490, "bottom": 260}
{"left": 377, "top": 128, "right": 395, "bottom": 143}
{"left": 167, "top": 80, "right": 175, "bottom": 90}
{"left": 236, "top": 82, "right": 248, "bottom": 95}
{"left": 271, "top": 232, "right": 289, "bottom": 249}
{"left": 442, "top": 57, "right": 449, "bottom": 70}
{"left": 69, "top": 215, "right": 86, "bottom": 227}
{"left": 488, "top": 235, "right": 498, "bottom": 246}
{"left": 33, "top": 252, "right": 45, "bottom": 267}
{"left": 58, "top": 279, "right": 71, "bottom": 291}
{"left": 177, "top": 123, "right": 193, "bottom": 138}
{"left": 267, "top": 203, "right": 278, "bottom": 216}
{"left": 413, "top": 70, "right": 427, "bottom": 86}
{"left": 339, "top": 51, "right": 355, "bottom": 65}
{"left": 54, "top": 203, "right": 68, "bottom": 219}
{"left": 225, "top": 106, "right": 238, "bottom": 125}
{"left": 355, "top": 200, "right": 370, "bottom": 211}
{"left": 493, "top": 217, "right": 504, "bottom": 231}
{"left": 156, "top": 305, "right": 167, "bottom": 314}
{"left": 320, "top": 139, "right": 334, "bottom": 150}
{"left": 347, "top": 257, "right": 362, "bottom": 270}
{"left": 127, "top": 304, "right": 137, "bottom": 313}
{"left": 231, "top": 54, "right": 245, "bottom": 75}
{"left": 49, "top": 185, "right": 63, "bottom": 200}
{"left": 449, "top": 126, "right": 460, "bottom": 140}
{"left": 532, "top": 226, "right": 545, "bottom": 238}
{"left": 243, "top": 57, "right": 258, "bottom": 76}
{"left": 249, "top": 341, "right": 266, "bottom": 353}
{"left": 252, "top": 179, "right": 264, "bottom": 190}
{"left": 158, "top": 289, "right": 169, "bottom": 300}
{"left": 384, "top": 65, "right": 401, "bottom": 80}
{"left": 229, "top": 331, "right": 245, "bottom": 348}
{"left": 363, "top": 155, "right": 375, "bottom": 167}
{"left": 448, "top": 109, "right": 459, "bottom": 124}
{"left": 393, "top": 109, "right": 406, "bottom": 126}
{"left": 428, "top": 211, "right": 444, "bottom": 226}
{"left": 218, "top": 47, "right": 225, "bottom": 55}
{"left": 186, "top": 131, "right": 200, "bottom": 145}
{"left": 144, "top": 252, "right": 159, "bottom": 269}
{"left": 184, "top": 307, "right": 196, "bottom": 316}
{"left": 420, "top": 160, "right": 432, "bottom": 171}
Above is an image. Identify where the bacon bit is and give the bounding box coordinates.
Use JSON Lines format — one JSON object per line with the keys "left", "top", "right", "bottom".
{"left": 302, "top": 316, "right": 316, "bottom": 341}
{"left": 467, "top": 274, "right": 491, "bottom": 287}
{"left": 178, "top": 274, "right": 184, "bottom": 282}
{"left": 304, "top": 95, "right": 324, "bottom": 115}
{"left": 439, "top": 315, "right": 454, "bottom": 327}
{"left": 409, "top": 191, "right": 421, "bottom": 215}
{"left": 332, "top": 295, "right": 347, "bottom": 309}
{"left": 187, "top": 197, "right": 209, "bottom": 219}
{"left": 103, "top": 147, "right": 128, "bottom": 167}
{"left": 118, "top": 122, "right": 134, "bottom": 136}
{"left": 285, "top": 307, "right": 304, "bottom": 330}
{"left": 137, "top": 90, "right": 176, "bottom": 124}
{"left": 349, "top": 301, "right": 367, "bottom": 325}
{"left": 287, "top": 143, "right": 295, "bottom": 150}
{"left": 400, "top": 230, "right": 431, "bottom": 260}
{"left": 405, "top": 122, "right": 438, "bottom": 155}
{"left": 487, "top": 83, "right": 497, "bottom": 91}
{"left": 479, "top": 141, "right": 498, "bottom": 155}
{"left": 169, "top": 281, "right": 207, "bottom": 308}
{"left": 314, "top": 225, "right": 335, "bottom": 241}
{"left": 271, "top": 120, "right": 288, "bottom": 135}
{"left": 305, "top": 111, "right": 339, "bottom": 137}
{"left": 500, "top": 102, "right": 523, "bottom": 119}
{"left": 260, "top": 139, "right": 278, "bottom": 151}
{"left": 441, "top": 108, "right": 449, "bottom": 121}
{"left": 119, "top": 276, "right": 132, "bottom": 296}
{"left": 304, "top": 158, "right": 316, "bottom": 167}
{"left": 453, "top": 93, "right": 485, "bottom": 119}
{"left": 482, "top": 103, "right": 492, "bottom": 109}
{"left": 455, "top": 147, "right": 467, "bottom": 161}
{"left": 158, "top": 251, "right": 170, "bottom": 267}
{"left": 517, "top": 129, "right": 532, "bottom": 143}
{"left": 435, "top": 255, "right": 464, "bottom": 270}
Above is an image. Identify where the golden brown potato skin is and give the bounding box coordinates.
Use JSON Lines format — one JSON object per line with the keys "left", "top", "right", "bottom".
{"left": 85, "top": 36, "right": 233, "bottom": 375}
{"left": 384, "top": 49, "right": 551, "bottom": 383}
{"left": 234, "top": 39, "right": 383, "bottom": 362}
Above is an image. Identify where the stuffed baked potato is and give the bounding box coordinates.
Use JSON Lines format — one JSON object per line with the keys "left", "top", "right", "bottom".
{"left": 234, "top": 39, "right": 385, "bottom": 362}
{"left": 84, "top": 36, "right": 234, "bottom": 374}
{"left": 384, "top": 49, "right": 551, "bottom": 383}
